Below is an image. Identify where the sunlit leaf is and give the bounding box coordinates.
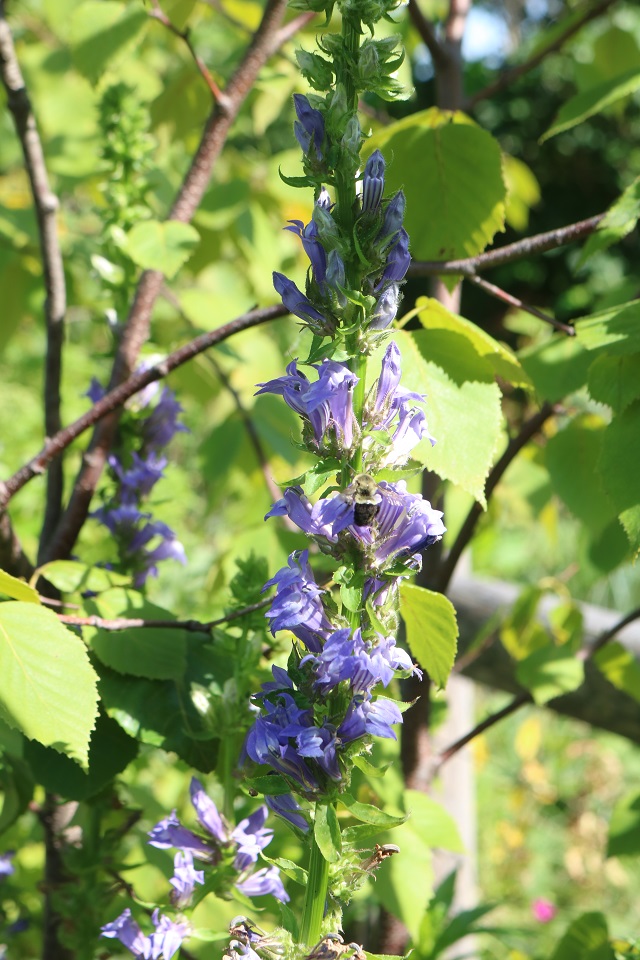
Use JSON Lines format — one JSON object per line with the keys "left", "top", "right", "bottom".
{"left": 399, "top": 584, "right": 458, "bottom": 689}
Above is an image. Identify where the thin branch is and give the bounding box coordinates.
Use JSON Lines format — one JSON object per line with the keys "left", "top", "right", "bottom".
{"left": 56, "top": 598, "right": 271, "bottom": 633}
{"left": 148, "top": 0, "right": 229, "bottom": 105}
{"left": 0, "top": 303, "right": 287, "bottom": 509}
{"left": 435, "top": 402, "right": 559, "bottom": 594}
{"left": 0, "top": 511, "right": 33, "bottom": 579}
{"left": 408, "top": 214, "right": 605, "bottom": 277}
{"left": 467, "top": 273, "right": 575, "bottom": 336}
{"left": 468, "top": 0, "right": 619, "bottom": 108}
{"left": 0, "top": 2, "right": 67, "bottom": 557}
{"left": 42, "top": 0, "right": 294, "bottom": 565}
{"left": 407, "top": 0, "right": 448, "bottom": 68}
{"left": 437, "top": 605, "right": 640, "bottom": 770}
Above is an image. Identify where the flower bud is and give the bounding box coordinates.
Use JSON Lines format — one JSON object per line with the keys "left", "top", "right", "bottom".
{"left": 362, "top": 149, "right": 385, "bottom": 214}
{"left": 326, "top": 249, "right": 347, "bottom": 306}
{"left": 296, "top": 49, "right": 334, "bottom": 91}
{"left": 369, "top": 283, "right": 400, "bottom": 330}
{"left": 293, "top": 94, "right": 325, "bottom": 160}
{"left": 359, "top": 42, "right": 379, "bottom": 81}
{"left": 378, "top": 191, "right": 406, "bottom": 243}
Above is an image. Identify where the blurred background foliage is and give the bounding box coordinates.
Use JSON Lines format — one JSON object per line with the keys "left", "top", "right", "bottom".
{"left": 1, "top": 0, "right": 640, "bottom": 957}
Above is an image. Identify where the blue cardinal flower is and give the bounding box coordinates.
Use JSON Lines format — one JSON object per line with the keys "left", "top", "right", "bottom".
{"left": 293, "top": 93, "right": 325, "bottom": 160}
{"left": 263, "top": 550, "right": 335, "bottom": 652}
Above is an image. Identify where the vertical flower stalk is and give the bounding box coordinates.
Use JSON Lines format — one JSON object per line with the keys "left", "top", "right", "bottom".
{"left": 242, "top": 0, "right": 444, "bottom": 952}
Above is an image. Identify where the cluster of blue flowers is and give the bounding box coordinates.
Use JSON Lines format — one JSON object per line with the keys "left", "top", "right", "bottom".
{"left": 102, "top": 779, "right": 289, "bottom": 957}
{"left": 88, "top": 368, "right": 187, "bottom": 586}
{"left": 244, "top": 106, "right": 445, "bottom": 822}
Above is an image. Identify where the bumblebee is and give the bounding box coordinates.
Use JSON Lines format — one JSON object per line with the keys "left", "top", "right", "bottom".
{"left": 344, "top": 473, "right": 381, "bottom": 527}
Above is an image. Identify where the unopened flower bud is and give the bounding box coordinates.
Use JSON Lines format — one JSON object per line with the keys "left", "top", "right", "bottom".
{"left": 316, "top": 187, "right": 332, "bottom": 210}
{"left": 362, "top": 149, "right": 385, "bottom": 214}
{"left": 359, "top": 42, "right": 379, "bottom": 81}
{"left": 341, "top": 116, "right": 361, "bottom": 156}
{"left": 369, "top": 283, "right": 399, "bottom": 330}
{"left": 326, "top": 249, "right": 347, "bottom": 306}
{"left": 378, "top": 191, "right": 406, "bottom": 243}
{"left": 293, "top": 94, "right": 325, "bottom": 160}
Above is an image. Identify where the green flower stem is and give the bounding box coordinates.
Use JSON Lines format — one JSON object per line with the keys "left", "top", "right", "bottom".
{"left": 300, "top": 809, "right": 332, "bottom": 947}
{"left": 334, "top": 10, "right": 361, "bottom": 252}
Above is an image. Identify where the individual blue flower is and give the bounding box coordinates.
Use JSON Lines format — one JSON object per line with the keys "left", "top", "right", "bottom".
{"left": 266, "top": 794, "right": 309, "bottom": 832}
{"left": 142, "top": 387, "right": 188, "bottom": 452}
{"left": 293, "top": 93, "right": 325, "bottom": 160}
{"left": 245, "top": 695, "right": 321, "bottom": 792}
{"left": 265, "top": 487, "right": 353, "bottom": 542}
{"left": 236, "top": 866, "right": 289, "bottom": 903}
{"left": 189, "top": 776, "right": 228, "bottom": 844}
{"left": 226, "top": 938, "right": 262, "bottom": 960}
{"left": 273, "top": 272, "right": 326, "bottom": 327}
{"left": 285, "top": 218, "right": 327, "bottom": 283}
{"left": 85, "top": 377, "right": 106, "bottom": 404}
{"left": 375, "top": 228, "right": 410, "bottom": 291}
{"left": 302, "top": 627, "right": 417, "bottom": 695}
{"left": 149, "top": 910, "right": 191, "bottom": 960}
{"left": 263, "top": 550, "right": 334, "bottom": 652}
{"left": 102, "top": 909, "right": 189, "bottom": 960}
{"left": 362, "top": 149, "right": 385, "bottom": 214}
{"left": 231, "top": 807, "right": 273, "bottom": 872}
{"left": 169, "top": 850, "right": 204, "bottom": 908}
{"left": 101, "top": 909, "right": 149, "bottom": 958}
{"left": 366, "top": 480, "right": 445, "bottom": 565}
{"left": 338, "top": 696, "right": 403, "bottom": 742}
{"left": 148, "top": 810, "right": 217, "bottom": 861}
{"left": 295, "top": 724, "right": 341, "bottom": 781}
{"left": 369, "top": 283, "right": 400, "bottom": 331}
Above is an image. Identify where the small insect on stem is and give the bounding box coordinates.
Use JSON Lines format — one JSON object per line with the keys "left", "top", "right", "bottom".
{"left": 305, "top": 935, "right": 366, "bottom": 960}
{"left": 361, "top": 842, "right": 400, "bottom": 872}
{"left": 344, "top": 473, "right": 381, "bottom": 527}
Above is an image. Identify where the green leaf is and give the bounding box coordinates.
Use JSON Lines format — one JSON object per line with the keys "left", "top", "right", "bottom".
{"left": 262, "top": 855, "right": 308, "bottom": 886}
{"left": 587, "top": 354, "right": 640, "bottom": 412}
{"left": 542, "top": 68, "right": 640, "bottom": 142}
{"left": 593, "top": 641, "right": 640, "bottom": 704}
{"left": 69, "top": 1, "right": 148, "bottom": 85}
{"left": 122, "top": 220, "right": 200, "bottom": 279}
{"left": 499, "top": 586, "right": 549, "bottom": 661}
{"left": 516, "top": 645, "right": 585, "bottom": 705}
{"left": 341, "top": 794, "right": 408, "bottom": 828}
{"left": 0, "top": 603, "right": 99, "bottom": 767}
{"left": 0, "top": 569, "right": 40, "bottom": 604}
{"left": 414, "top": 297, "right": 531, "bottom": 388}
{"left": 314, "top": 803, "right": 342, "bottom": 862}
{"left": 242, "top": 775, "right": 292, "bottom": 796}
{"left": 575, "top": 301, "right": 640, "bottom": 356}
{"left": 23, "top": 712, "right": 138, "bottom": 801}
{"left": 598, "top": 400, "right": 640, "bottom": 552}
{"left": 85, "top": 588, "right": 187, "bottom": 681}
{"left": 366, "top": 109, "right": 506, "bottom": 262}
{"left": 520, "top": 336, "right": 592, "bottom": 401}
{"left": 550, "top": 912, "right": 613, "bottom": 960}
{"left": 395, "top": 331, "right": 503, "bottom": 506}
{"left": 608, "top": 790, "right": 640, "bottom": 858}
{"left": 34, "top": 560, "right": 130, "bottom": 595}
{"left": 579, "top": 177, "right": 640, "bottom": 264}
{"left": 545, "top": 414, "right": 614, "bottom": 534}
{"left": 0, "top": 754, "right": 34, "bottom": 834}
{"left": 373, "top": 817, "right": 435, "bottom": 939}
{"left": 405, "top": 789, "right": 463, "bottom": 853}
{"left": 399, "top": 584, "right": 458, "bottom": 689}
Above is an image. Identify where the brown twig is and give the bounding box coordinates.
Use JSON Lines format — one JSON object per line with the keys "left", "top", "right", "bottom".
{"left": 0, "top": 2, "right": 66, "bottom": 558}
{"left": 41, "top": 0, "right": 294, "bottom": 565}
{"left": 0, "top": 304, "right": 287, "bottom": 509}
{"left": 436, "top": 604, "right": 640, "bottom": 770}
{"left": 467, "top": 273, "right": 575, "bottom": 336}
{"left": 56, "top": 597, "right": 271, "bottom": 633}
{"left": 435, "top": 403, "right": 559, "bottom": 595}
{"left": 407, "top": 0, "right": 448, "bottom": 69}
{"left": 408, "top": 214, "right": 605, "bottom": 278}
{"left": 148, "top": 0, "right": 229, "bottom": 105}
{"left": 467, "top": 0, "right": 619, "bottom": 108}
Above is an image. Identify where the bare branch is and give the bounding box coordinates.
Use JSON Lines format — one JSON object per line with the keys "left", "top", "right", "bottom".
{"left": 0, "top": 511, "right": 33, "bottom": 579}
{"left": 0, "top": 304, "right": 287, "bottom": 509}
{"left": 408, "top": 214, "right": 605, "bottom": 278}
{"left": 407, "top": 0, "right": 448, "bottom": 69}
{"left": 435, "top": 403, "right": 559, "bottom": 595}
{"left": 43, "top": 0, "right": 294, "bottom": 564}
{"left": 148, "top": 0, "right": 230, "bottom": 106}
{"left": 56, "top": 597, "right": 271, "bottom": 633}
{"left": 437, "top": 604, "right": 640, "bottom": 771}
{"left": 468, "top": 0, "right": 619, "bottom": 108}
{"left": 0, "top": 2, "right": 67, "bottom": 557}
{"left": 467, "top": 273, "right": 575, "bottom": 336}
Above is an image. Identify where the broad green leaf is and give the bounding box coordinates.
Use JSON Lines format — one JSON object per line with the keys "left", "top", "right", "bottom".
{"left": 542, "top": 68, "right": 640, "bottom": 142}
{"left": 405, "top": 789, "right": 463, "bottom": 853}
{"left": 579, "top": 177, "right": 640, "bottom": 265}
{"left": 366, "top": 108, "right": 506, "bottom": 262}
{"left": 395, "top": 331, "right": 503, "bottom": 505}
{"left": 587, "top": 353, "right": 640, "bottom": 412}
{"left": 262, "top": 856, "right": 308, "bottom": 887}
{"left": 33, "top": 560, "right": 129, "bottom": 595}
{"left": 0, "top": 603, "right": 99, "bottom": 767}
{"left": 373, "top": 817, "right": 435, "bottom": 938}
{"left": 516, "top": 645, "right": 585, "bottom": 705}
{"left": 341, "top": 794, "right": 408, "bottom": 827}
{"left": 414, "top": 297, "right": 531, "bottom": 388}
{"left": 503, "top": 154, "right": 540, "bottom": 232}
{"left": 122, "top": 221, "right": 200, "bottom": 279}
{"left": 399, "top": 584, "right": 458, "bottom": 689}
{"left": 608, "top": 789, "right": 640, "bottom": 857}
{"left": 594, "top": 641, "right": 640, "bottom": 704}
{"left": 575, "top": 301, "right": 640, "bottom": 355}
{"left": 314, "top": 803, "right": 341, "bottom": 862}
{"left": 0, "top": 569, "right": 39, "bottom": 604}
{"left": 520, "top": 336, "right": 592, "bottom": 401}
{"left": 23, "top": 713, "right": 138, "bottom": 801}
{"left": 85, "top": 588, "right": 187, "bottom": 681}
{"left": 545, "top": 414, "right": 614, "bottom": 534}
{"left": 550, "top": 912, "right": 612, "bottom": 960}
{"left": 598, "top": 400, "right": 640, "bottom": 552}
{"left": 69, "top": 1, "right": 148, "bottom": 85}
